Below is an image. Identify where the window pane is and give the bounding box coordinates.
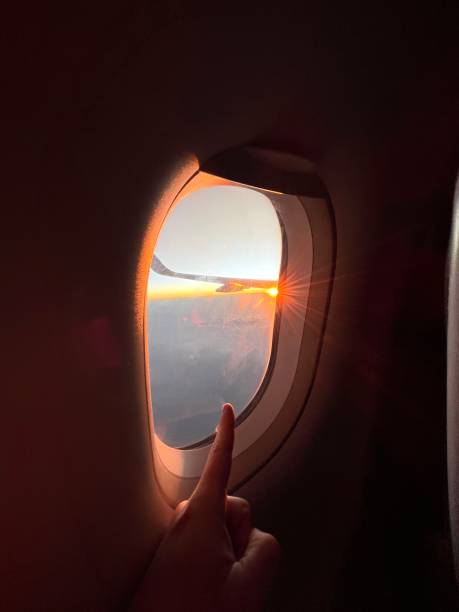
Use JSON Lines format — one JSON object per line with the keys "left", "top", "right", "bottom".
{"left": 147, "top": 185, "right": 282, "bottom": 448}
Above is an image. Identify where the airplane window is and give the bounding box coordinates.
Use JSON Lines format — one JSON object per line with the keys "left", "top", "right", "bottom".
{"left": 147, "top": 185, "right": 282, "bottom": 448}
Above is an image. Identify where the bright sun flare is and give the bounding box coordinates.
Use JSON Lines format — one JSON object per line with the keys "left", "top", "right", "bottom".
{"left": 266, "top": 287, "right": 279, "bottom": 297}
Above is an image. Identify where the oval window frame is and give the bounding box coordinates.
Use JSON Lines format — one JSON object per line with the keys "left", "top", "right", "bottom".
{"left": 142, "top": 148, "right": 336, "bottom": 505}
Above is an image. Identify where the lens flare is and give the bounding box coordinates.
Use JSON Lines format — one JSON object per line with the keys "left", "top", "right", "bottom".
{"left": 266, "top": 287, "right": 279, "bottom": 297}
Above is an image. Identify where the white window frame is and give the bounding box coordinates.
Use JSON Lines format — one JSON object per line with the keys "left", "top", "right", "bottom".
{"left": 143, "top": 148, "right": 335, "bottom": 505}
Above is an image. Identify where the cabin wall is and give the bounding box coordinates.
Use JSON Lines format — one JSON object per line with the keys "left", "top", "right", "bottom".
{"left": 2, "top": 4, "right": 458, "bottom": 611}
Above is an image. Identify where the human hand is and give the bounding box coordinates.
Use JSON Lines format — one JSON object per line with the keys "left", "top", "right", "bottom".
{"left": 130, "top": 403, "right": 280, "bottom": 612}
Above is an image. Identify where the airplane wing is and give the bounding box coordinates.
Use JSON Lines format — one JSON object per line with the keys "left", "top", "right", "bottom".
{"left": 151, "top": 255, "right": 277, "bottom": 292}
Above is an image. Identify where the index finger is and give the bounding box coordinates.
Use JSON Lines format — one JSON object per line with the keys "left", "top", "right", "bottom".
{"left": 190, "top": 403, "right": 235, "bottom": 516}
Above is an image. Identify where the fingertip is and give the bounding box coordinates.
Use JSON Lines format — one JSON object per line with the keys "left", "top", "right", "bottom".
{"left": 222, "top": 402, "right": 235, "bottom": 425}
{"left": 219, "top": 403, "right": 235, "bottom": 446}
{"left": 222, "top": 403, "right": 234, "bottom": 419}
{"left": 215, "top": 403, "right": 234, "bottom": 432}
{"left": 216, "top": 403, "right": 234, "bottom": 433}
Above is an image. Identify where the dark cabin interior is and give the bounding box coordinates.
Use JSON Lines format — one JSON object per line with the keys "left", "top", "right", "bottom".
{"left": 3, "top": 3, "right": 459, "bottom": 611}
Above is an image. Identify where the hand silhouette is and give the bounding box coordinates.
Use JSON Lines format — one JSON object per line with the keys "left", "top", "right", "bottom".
{"left": 130, "top": 403, "right": 280, "bottom": 612}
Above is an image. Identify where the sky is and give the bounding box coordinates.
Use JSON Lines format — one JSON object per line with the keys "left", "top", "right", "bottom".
{"left": 147, "top": 185, "right": 282, "bottom": 299}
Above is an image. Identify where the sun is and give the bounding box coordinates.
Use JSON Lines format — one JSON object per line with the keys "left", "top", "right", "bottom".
{"left": 266, "top": 287, "right": 279, "bottom": 298}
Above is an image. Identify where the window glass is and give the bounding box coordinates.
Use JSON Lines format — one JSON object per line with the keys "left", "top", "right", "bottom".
{"left": 147, "top": 185, "right": 282, "bottom": 448}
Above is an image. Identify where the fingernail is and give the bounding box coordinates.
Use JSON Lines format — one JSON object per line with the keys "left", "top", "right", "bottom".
{"left": 222, "top": 403, "right": 232, "bottom": 411}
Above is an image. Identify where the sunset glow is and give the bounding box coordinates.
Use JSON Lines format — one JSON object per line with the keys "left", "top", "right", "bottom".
{"left": 147, "top": 280, "right": 276, "bottom": 301}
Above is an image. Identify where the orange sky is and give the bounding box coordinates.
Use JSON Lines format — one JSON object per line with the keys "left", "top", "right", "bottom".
{"left": 147, "top": 283, "right": 278, "bottom": 301}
